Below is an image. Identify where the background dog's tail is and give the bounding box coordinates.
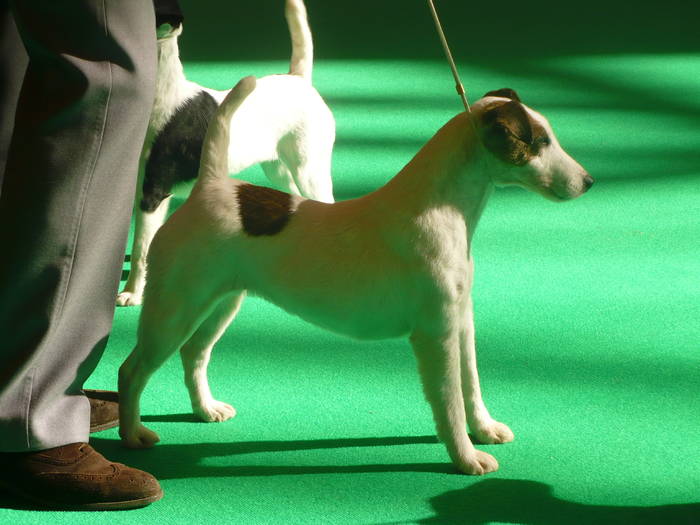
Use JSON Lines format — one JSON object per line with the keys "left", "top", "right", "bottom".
{"left": 197, "top": 76, "right": 256, "bottom": 184}
{"left": 286, "top": 0, "right": 313, "bottom": 81}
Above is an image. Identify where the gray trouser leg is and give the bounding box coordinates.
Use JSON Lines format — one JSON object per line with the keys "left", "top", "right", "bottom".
{"left": 0, "top": 0, "right": 26, "bottom": 184}
{"left": 0, "top": 0, "right": 156, "bottom": 452}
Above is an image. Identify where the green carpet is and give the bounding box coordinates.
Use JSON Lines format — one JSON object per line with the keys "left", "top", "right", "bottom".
{"left": 3, "top": 2, "right": 699, "bottom": 523}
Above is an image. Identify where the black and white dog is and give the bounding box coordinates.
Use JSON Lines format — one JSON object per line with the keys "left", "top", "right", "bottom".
{"left": 117, "top": 0, "right": 335, "bottom": 306}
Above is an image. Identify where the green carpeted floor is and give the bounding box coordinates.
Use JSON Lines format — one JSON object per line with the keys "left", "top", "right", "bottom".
{"left": 3, "top": 3, "right": 699, "bottom": 523}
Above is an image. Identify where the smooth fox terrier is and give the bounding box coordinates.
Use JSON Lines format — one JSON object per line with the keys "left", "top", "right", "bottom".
{"left": 118, "top": 78, "right": 593, "bottom": 475}
{"left": 117, "top": 0, "right": 335, "bottom": 307}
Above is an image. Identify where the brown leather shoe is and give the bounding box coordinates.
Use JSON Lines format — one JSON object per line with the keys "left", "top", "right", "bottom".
{"left": 0, "top": 443, "right": 162, "bottom": 510}
{"left": 84, "top": 389, "right": 119, "bottom": 433}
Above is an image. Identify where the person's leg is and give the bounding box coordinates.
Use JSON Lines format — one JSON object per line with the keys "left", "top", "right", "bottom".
{"left": 0, "top": 0, "right": 27, "bottom": 185}
{"left": 0, "top": 0, "right": 156, "bottom": 453}
{"left": 0, "top": 0, "right": 163, "bottom": 509}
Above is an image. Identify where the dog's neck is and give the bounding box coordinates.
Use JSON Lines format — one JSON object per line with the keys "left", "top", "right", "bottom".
{"left": 375, "top": 113, "right": 493, "bottom": 245}
{"left": 150, "top": 36, "right": 189, "bottom": 133}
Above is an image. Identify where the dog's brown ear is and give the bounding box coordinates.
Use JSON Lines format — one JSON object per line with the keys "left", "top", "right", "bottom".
{"left": 480, "top": 100, "right": 534, "bottom": 166}
{"left": 483, "top": 88, "right": 521, "bottom": 102}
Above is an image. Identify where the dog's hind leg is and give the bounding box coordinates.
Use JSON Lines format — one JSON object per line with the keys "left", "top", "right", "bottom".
{"left": 410, "top": 328, "right": 499, "bottom": 475}
{"left": 460, "top": 295, "right": 514, "bottom": 445}
{"left": 179, "top": 291, "right": 246, "bottom": 423}
{"left": 288, "top": 156, "right": 334, "bottom": 203}
{"left": 116, "top": 195, "right": 171, "bottom": 306}
{"left": 261, "top": 160, "right": 302, "bottom": 196}
{"left": 118, "top": 272, "right": 227, "bottom": 448}
{"left": 281, "top": 137, "right": 334, "bottom": 203}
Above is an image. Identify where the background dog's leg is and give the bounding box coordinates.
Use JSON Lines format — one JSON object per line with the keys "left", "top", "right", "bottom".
{"left": 116, "top": 195, "right": 172, "bottom": 306}
{"left": 180, "top": 291, "right": 246, "bottom": 422}
{"left": 118, "top": 274, "right": 226, "bottom": 448}
{"left": 460, "top": 296, "right": 515, "bottom": 445}
{"left": 285, "top": 152, "right": 334, "bottom": 203}
{"left": 410, "top": 329, "right": 499, "bottom": 475}
{"left": 261, "top": 160, "right": 302, "bottom": 196}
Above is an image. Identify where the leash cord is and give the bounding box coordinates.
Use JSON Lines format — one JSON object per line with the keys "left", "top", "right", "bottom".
{"left": 426, "top": 0, "right": 472, "bottom": 114}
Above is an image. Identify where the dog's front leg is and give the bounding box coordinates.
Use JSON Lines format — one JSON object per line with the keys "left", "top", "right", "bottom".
{"left": 117, "top": 196, "right": 171, "bottom": 306}
{"left": 261, "top": 160, "right": 302, "bottom": 197}
{"left": 410, "top": 328, "right": 499, "bottom": 475}
{"left": 284, "top": 153, "right": 335, "bottom": 204}
{"left": 460, "top": 295, "right": 514, "bottom": 444}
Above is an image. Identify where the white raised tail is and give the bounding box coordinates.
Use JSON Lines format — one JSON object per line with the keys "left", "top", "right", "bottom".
{"left": 286, "top": 0, "right": 314, "bottom": 80}
{"left": 197, "top": 76, "right": 257, "bottom": 184}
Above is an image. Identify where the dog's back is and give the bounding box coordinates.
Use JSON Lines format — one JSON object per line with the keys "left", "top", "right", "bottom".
{"left": 161, "top": 79, "right": 430, "bottom": 340}
{"left": 225, "top": 75, "right": 334, "bottom": 178}
{"left": 145, "top": 0, "right": 328, "bottom": 201}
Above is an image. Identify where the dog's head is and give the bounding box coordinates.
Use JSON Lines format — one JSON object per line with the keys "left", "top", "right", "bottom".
{"left": 156, "top": 22, "right": 183, "bottom": 41}
{"left": 472, "top": 88, "right": 593, "bottom": 201}
{"left": 155, "top": 0, "right": 184, "bottom": 40}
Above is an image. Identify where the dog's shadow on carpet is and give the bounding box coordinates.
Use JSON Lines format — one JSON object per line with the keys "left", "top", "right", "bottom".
{"left": 412, "top": 478, "right": 700, "bottom": 525}
{"left": 85, "top": 437, "right": 700, "bottom": 524}
{"left": 141, "top": 413, "right": 201, "bottom": 423}
{"left": 90, "top": 433, "right": 455, "bottom": 478}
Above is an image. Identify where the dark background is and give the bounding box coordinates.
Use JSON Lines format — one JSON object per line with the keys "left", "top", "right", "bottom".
{"left": 178, "top": 0, "right": 698, "bottom": 61}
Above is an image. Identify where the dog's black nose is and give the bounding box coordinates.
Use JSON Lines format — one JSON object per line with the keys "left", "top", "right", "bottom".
{"left": 583, "top": 174, "right": 594, "bottom": 191}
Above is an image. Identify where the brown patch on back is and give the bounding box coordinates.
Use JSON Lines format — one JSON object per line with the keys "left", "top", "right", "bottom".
{"left": 236, "top": 184, "right": 293, "bottom": 236}
{"left": 480, "top": 99, "right": 548, "bottom": 166}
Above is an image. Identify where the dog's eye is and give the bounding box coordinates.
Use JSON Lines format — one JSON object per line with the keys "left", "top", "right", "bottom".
{"left": 535, "top": 136, "right": 551, "bottom": 148}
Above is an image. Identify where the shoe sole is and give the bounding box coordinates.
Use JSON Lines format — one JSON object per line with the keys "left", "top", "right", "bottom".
{"left": 89, "top": 418, "right": 119, "bottom": 433}
{"left": 0, "top": 480, "right": 163, "bottom": 511}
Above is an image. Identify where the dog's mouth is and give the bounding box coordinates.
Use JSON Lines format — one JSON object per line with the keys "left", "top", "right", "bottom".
{"left": 519, "top": 179, "right": 570, "bottom": 202}
{"left": 499, "top": 174, "right": 582, "bottom": 202}
{"left": 545, "top": 172, "right": 593, "bottom": 201}
{"left": 542, "top": 179, "right": 587, "bottom": 202}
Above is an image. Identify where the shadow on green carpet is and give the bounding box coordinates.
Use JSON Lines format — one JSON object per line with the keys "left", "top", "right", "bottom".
{"left": 89, "top": 435, "right": 455, "bottom": 479}
{"left": 4, "top": 467, "right": 697, "bottom": 523}
{"left": 415, "top": 479, "right": 700, "bottom": 525}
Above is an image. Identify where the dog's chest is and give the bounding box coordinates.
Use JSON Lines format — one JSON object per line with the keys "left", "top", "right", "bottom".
{"left": 413, "top": 206, "right": 473, "bottom": 289}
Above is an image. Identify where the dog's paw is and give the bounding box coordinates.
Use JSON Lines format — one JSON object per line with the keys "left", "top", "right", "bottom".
{"left": 471, "top": 420, "right": 515, "bottom": 445}
{"left": 456, "top": 449, "right": 499, "bottom": 475}
{"left": 194, "top": 400, "right": 236, "bottom": 422}
{"left": 116, "top": 290, "right": 143, "bottom": 307}
{"left": 120, "top": 424, "right": 160, "bottom": 449}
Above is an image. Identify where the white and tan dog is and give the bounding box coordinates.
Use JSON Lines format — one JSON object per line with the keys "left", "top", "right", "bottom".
{"left": 118, "top": 78, "right": 593, "bottom": 475}
{"left": 117, "top": 0, "right": 334, "bottom": 306}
